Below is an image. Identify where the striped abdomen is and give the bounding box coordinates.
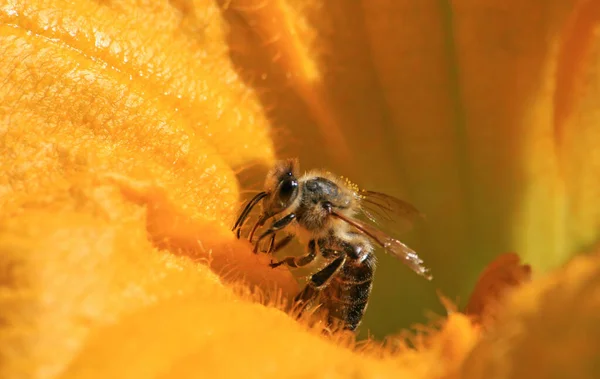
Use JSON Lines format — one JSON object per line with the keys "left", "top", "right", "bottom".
{"left": 321, "top": 252, "right": 375, "bottom": 331}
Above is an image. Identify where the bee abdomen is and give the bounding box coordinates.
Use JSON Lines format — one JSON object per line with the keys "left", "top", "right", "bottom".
{"left": 330, "top": 278, "right": 373, "bottom": 304}
{"left": 325, "top": 280, "right": 373, "bottom": 331}
{"left": 325, "top": 254, "right": 375, "bottom": 330}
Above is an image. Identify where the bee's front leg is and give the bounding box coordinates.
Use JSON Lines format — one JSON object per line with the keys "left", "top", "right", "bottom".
{"left": 252, "top": 213, "right": 296, "bottom": 253}
{"left": 232, "top": 191, "right": 268, "bottom": 238}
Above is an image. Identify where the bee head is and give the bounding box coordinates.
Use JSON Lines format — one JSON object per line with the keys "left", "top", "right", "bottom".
{"left": 262, "top": 158, "right": 300, "bottom": 216}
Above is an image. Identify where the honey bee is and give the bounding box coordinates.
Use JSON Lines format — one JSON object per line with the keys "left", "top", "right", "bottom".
{"left": 232, "top": 158, "right": 432, "bottom": 331}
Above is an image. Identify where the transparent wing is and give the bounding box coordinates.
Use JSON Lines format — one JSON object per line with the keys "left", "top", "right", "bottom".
{"left": 357, "top": 190, "right": 425, "bottom": 234}
{"left": 331, "top": 211, "right": 432, "bottom": 280}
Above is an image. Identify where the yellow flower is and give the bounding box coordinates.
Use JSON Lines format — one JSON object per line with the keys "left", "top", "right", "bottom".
{"left": 1, "top": 0, "right": 599, "bottom": 378}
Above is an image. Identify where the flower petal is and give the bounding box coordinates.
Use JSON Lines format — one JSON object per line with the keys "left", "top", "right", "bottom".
{"left": 0, "top": 1, "right": 294, "bottom": 377}
{"left": 0, "top": 0, "right": 275, "bottom": 168}
{"left": 462, "top": 249, "right": 600, "bottom": 379}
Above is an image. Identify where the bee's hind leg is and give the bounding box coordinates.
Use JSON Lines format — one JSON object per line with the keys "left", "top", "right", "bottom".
{"left": 292, "top": 255, "right": 347, "bottom": 327}
{"left": 291, "top": 284, "right": 320, "bottom": 321}
{"left": 307, "top": 254, "right": 346, "bottom": 289}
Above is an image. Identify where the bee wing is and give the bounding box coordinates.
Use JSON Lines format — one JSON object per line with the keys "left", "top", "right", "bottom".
{"left": 331, "top": 211, "right": 432, "bottom": 280}
{"left": 357, "top": 190, "right": 425, "bottom": 234}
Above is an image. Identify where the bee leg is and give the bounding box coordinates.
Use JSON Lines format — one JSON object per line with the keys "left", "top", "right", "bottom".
{"left": 263, "top": 233, "right": 277, "bottom": 254}
{"left": 292, "top": 255, "right": 346, "bottom": 321}
{"left": 307, "top": 254, "right": 346, "bottom": 290}
{"left": 266, "top": 234, "right": 294, "bottom": 254}
{"left": 294, "top": 285, "right": 319, "bottom": 304}
{"left": 270, "top": 239, "right": 316, "bottom": 268}
{"left": 232, "top": 191, "right": 268, "bottom": 237}
{"left": 252, "top": 213, "right": 296, "bottom": 253}
{"left": 291, "top": 284, "right": 320, "bottom": 320}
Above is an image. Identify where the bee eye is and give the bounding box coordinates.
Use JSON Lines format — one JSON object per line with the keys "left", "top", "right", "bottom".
{"left": 277, "top": 178, "right": 298, "bottom": 205}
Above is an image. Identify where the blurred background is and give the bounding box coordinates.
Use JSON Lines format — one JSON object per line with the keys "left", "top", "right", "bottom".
{"left": 222, "top": 0, "right": 600, "bottom": 339}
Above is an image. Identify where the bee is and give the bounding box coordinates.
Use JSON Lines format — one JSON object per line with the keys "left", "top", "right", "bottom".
{"left": 232, "top": 158, "right": 432, "bottom": 331}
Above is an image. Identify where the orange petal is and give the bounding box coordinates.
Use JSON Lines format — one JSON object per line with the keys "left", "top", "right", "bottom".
{"left": 464, "top": 253, "right": 532, "bottom": 327}
{"left": 0, "top": 1, "right": 292, "bottom": 377}
{"left": 461, "top": 249, "right": 600, "bottom": 379}
{"left": 0, "top": 0, "right": 275, "bottom": 169}
{"left": 553, "top": 0, "right": 600, "bottom": 258}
